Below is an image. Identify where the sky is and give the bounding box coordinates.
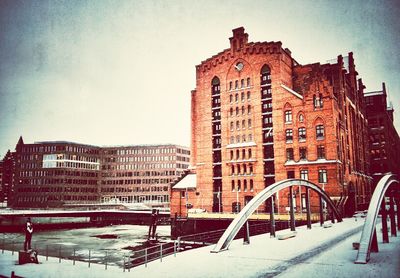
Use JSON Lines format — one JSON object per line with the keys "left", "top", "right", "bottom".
{"left": 0, "top": 0, "right": 399, "bottom": 156}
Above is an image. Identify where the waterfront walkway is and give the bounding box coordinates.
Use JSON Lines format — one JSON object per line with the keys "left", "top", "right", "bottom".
{"left": 1, "top": 218, "right": 399, "bottom": 277}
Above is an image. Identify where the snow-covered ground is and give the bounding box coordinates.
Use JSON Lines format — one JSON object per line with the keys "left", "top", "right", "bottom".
{"left": 1, "top": 218, "right": 399, "bottom": 277}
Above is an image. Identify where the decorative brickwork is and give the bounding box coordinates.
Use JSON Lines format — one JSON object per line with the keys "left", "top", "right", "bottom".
{"left": 171, "top": 27, "right": 372, "bottom": 218}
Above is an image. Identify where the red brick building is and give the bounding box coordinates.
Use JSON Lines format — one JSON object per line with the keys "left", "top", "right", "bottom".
{"left": 364, "top": 83, "right": 400, "bottom": 189}
{"left": 171, "top": 27, "right": 371, "bottom": 217}
{"left": 7, "top": 137, "right": 189, "bottom": 208}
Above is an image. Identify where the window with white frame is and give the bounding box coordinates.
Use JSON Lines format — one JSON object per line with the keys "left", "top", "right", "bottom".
{"left": 284, "top": 110, "right": 292, "bottom": 123}
{"left": 300, "top": 169, "right": 308, "bottom": 180}
{"left": 318, "top": 169, "right": 327, "bottom": 183}
{"left": 286, "top": 129, "right": 293, "bottom": 142}
{"left": 316, "top": 125, "right": 325, "bottom": 139}
{"left": 298, "top": 127, "right": 306, "bottom": 141}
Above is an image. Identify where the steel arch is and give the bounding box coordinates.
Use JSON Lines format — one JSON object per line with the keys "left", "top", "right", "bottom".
{"left": 211, "top": 179, "right": 342, "bottom": 253}
{"left": 354, "top": 174, "right": 399, "bottom": 264}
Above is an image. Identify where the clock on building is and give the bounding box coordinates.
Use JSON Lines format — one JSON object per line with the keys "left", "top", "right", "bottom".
{"left": 235, "top": 62, "right": 244, "bottom": 71}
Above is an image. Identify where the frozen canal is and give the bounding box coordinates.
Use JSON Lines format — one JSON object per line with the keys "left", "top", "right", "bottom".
{"left": 0, "top": 224, "right": 171, "bottom": 267}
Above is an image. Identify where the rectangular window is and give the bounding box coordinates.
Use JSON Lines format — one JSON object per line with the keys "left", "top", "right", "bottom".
{"left": 286, "top": 148, "right": 294, "bottom": 161}
{"left": 317, "top": 145, "right": 326, "bottom": 159}
{"left": 316, "top": 125, "right": 325, "bottom": 139}
{"left": 286, "top": 129, "right": 293, "bottom": 142}
{"left": 301, "top": 193, "right": 306, "bottom": 211}
{"left": 287, "top": 170, "right": 295, "bottom": 179}
{"left": 318, "top": 169, "right": 328, "bottom": 183}
{"left": 313, "top": 94, "right": 324, "bottom": 108}
{"left": 300, "top": 169, "right": 308, "bottom": 180}
{"left": 285, "top": 110, "right": 292, "bottom": 123}
{"left": 298, "top": 127, "right": 306, "bottom": 141}
{"left": 299, "top": 147, "right": 307, "bottom": 160}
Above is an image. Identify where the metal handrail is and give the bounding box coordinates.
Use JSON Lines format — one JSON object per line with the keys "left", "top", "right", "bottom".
{"left": 211, "top": 179, "right": 342, "bottom": 253}
{"left": 354, "top": 174, "right": 399, "bottom": 264}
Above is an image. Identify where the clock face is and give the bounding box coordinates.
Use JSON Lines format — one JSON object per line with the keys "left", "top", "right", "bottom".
{"left": 235, "top": 62, "right": 244, "bottom": 71}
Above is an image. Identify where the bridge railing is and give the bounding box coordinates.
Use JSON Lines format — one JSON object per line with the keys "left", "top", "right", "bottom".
{"left": 354, "top": 174, "right": 399, "bottom": 264}
{"left": 211, "top": 179, "right": 342, "bottom": 253}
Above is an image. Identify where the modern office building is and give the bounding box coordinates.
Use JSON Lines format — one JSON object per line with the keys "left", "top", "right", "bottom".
{"left": 99, "top": 145, "right": 190, "bottom": 205}
{"left": 7, "top": 137, "right": 190, "bottom": 208}
{"left": 171, "top": 27, "right": 371, "bottom": 217}
{"left": 364, "top": 83, "right": 400, "bottom": 188}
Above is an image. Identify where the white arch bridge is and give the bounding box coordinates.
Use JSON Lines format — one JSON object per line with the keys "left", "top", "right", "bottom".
{"left": 211, "top": 178, "right": 342, "bottom": 253}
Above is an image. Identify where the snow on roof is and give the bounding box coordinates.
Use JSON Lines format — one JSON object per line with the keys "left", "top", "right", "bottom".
{"left": 280, "top": 84, "right": 303, "bottom": 99}
{"left": 226, "top": 141, "right": 257, "bottom": 149}
{"left": 172, "top": 173, "right": 197, "bottom": 189}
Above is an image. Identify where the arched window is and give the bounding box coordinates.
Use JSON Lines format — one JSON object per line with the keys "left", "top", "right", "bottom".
{"left": 235, "top": 94, "right": 238, "bottom": 102}
{"left": 248, "top": 105, "right": 251, "bottom": 114}
{"left": 231, "top": 165, "right": 235, "bottom": 175}
{"left": 232, "top": 180, "right": 235, "bottom": 191}
{"left": 243, "top": 164, "right": 247, "bottom": 174}
{"left": 244, "top": 180, "right": 248, "bottom": 191}
{"left": 211, "top": 77, "right": 220, "bottom": 95}
{"left": 248, "top": 149, "right": 252, "bottom": 158}
{"left": 241, "top": 92, "right": 245, "bottom": 102}
{"left": 299, "top": 113, "right": 304, "bottom": 123}
{"left": 242, "top": 119, "right": 245, "bottom": 129}
{"left": 238, "top": 180, "right": 241, "bottom": 192}
{"left": 229, "top": 81, "right": 233, "bottom": 91}
{"left": 241, "top": 79, "right": 244, "bottom": 88}
{"left": 250, "top": 179, "right": 254, "bottom": 191}
{"left": 242, "top": 106, "right": 245, "bottom": 115}
{"left": 235, "top": 80, "right": 239, "bottom": 89}
{"left": 230, "top": 95, "right": 233, "bottom": 103}
{"left": 230, "top": 121, "right": 234, "bottom": 131}
{"left": 236, "top": 107, "right": 239, "bottom": 116}
{"left": 236, "top": 150, "right": 240, "bottom": 159}
{"left": 230, "top": 150, "right": 234, "bottom": 160}
{"left": 260, "top": 65, "right": 271, "bottom": 85}
{"left": 247, "top": 78, "right": 251, "bottom": 87}
{"left": 242, "top": 149, "right": 246, "bottom": 159}
{"left": 237, "top": 165, "right": 241, "bottom": 175}
{"left": 230, "top": 108, "right": 233, "bottom": 117}
{"left": 247, "top": 91, "right": 251, "bottom": 100}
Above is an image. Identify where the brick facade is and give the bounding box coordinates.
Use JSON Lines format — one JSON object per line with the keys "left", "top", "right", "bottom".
{"left": 365, "top": 83, "right": 400, "bottom": 189}
{"left": 171, "top": 27, "right": 371, "bottom": 217}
